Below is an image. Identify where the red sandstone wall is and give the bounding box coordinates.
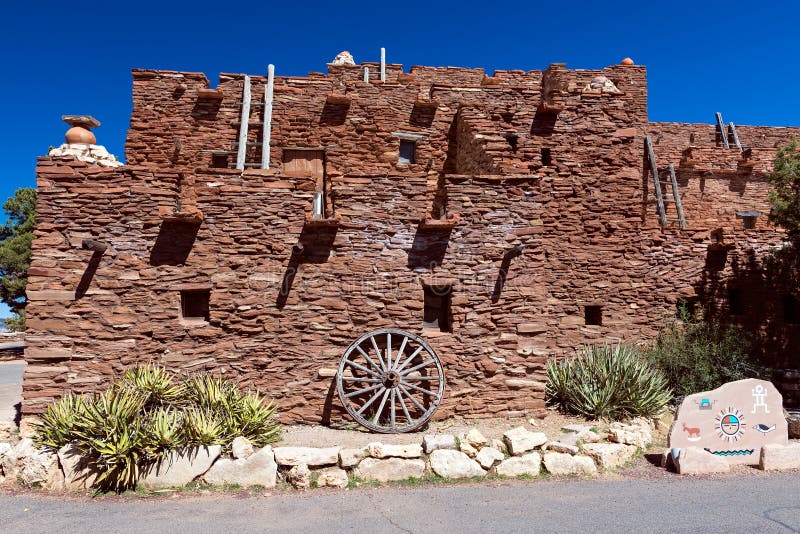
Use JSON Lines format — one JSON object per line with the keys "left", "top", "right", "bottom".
{"left": 23, "top": 61, "right": 800, "bottom": 419}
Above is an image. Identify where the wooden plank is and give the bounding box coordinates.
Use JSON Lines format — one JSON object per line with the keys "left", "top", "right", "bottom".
{"left": 729, "top": 122, "right": 742, "bottom": 150}
{"left": 261, "top": 64, "right": 275, "bottom": 170}
{"left": 236, "top": 75, "right": 251, "bottom": 170}
{"left": 645, "top": 136, "right": 668, "bottom": 227}
{"left": 380, "top": 47, "right": 386, "bottom": 82}
{"left": 715, "top": 112, "right": 729, "bottom": 149}
{"left": 668, "top": 163, "right": 687, "bottom": 229}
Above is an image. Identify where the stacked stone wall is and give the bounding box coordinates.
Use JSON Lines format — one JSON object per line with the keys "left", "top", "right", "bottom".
{"left": 23, "top": 61, "right": 800, "bottom": 419}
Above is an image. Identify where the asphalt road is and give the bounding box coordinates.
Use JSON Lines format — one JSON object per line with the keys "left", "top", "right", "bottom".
{"left": 0, "top": 360, "right": 24, "bottom": 423}
{"left": 2, "top": 474, "right": 799, "bottom": 533}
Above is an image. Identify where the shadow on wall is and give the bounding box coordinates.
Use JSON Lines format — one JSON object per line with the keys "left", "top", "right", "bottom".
{"left": 276, "top": 225, "right": 338, "bottom": 309}
{"left": 694, "top": 245, "right": 800, "bottom": 373}
{"left": 407, "top": 226, "right": 452, "bottom": 270}
{"left": 150, "top": 222, "right": 201, "bottom": 266}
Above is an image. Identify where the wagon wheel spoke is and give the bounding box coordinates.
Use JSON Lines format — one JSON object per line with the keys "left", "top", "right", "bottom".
{"left": 394, "top": 346, "right": 424, "bottom": 373}
{"left": 355, "top": 346, "right": 384, "bottom": 374}
{"left": 401, "top": 359, "right": 435, "bottom": 376}
{"left": 401, "top": 380, "right": 440, "bottom": 399}
{"left": 398, "top": 384, "right": 426, "bottom": 413}
{"left": 369, "top": 335, "right": 386, "bottom": 371}
{"left": 337, "top": 328, "right": 445, "bottom": 433}
{"left": 344, "top": 359, "right": 382, "bottom": 379}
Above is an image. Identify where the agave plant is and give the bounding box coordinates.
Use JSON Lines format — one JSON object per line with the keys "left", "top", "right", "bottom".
{"left": 35, "top": 365, "right": 281, "bottom": 493}
{"left": 183, "top": 375, "right": 236, "bottom": 410}
{"left": 33, "top": 392, "right": 86, "bottom": 450}
{"left": 117, "top": 364, "right": 184, "bottom": 408}
{"left": 143, "top": 408, "right": 185, "bottom": 453}
{"left": 224, "top": 391, "right": 281, "bottom": 447}
{"left": 182, "top": 407, "right": 225, "bottom": 446}
{"left": 71, "top": 388, "right": 151, "bottom": 492}
{"left": 546, "top": 343, "right": 672, "bottom": 419}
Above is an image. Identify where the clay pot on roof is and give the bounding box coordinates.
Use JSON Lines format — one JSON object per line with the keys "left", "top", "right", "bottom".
{"left": 65, "top": 126, "right": 96, "bottom": 144}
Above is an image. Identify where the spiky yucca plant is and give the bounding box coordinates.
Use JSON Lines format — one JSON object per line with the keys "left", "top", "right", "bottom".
{"left": 32, "top": 392, "right": 86, "bottom": 449}
{"left": 546, "top": 343, "right": 672, "bottom": 419}
{"left": 71, "top": 388, "right": 150, "bottom": 492}
{"left": 117, "top": 363, "right": 184, "bottom": 407}
{"left": 34, "top": 366, "right": 282, "bottom": 492}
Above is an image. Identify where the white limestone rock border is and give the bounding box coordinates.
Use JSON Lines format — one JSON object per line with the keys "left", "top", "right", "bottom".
{"left": 203, "top": 446, "right": 277, "bottom": 488}
{"left": 429, "top": 449, "right": 485, "bottom": 479}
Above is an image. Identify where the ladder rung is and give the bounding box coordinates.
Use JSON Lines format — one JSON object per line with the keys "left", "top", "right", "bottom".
{"left": 233, "top": 141, "right": 264, "bottom": 147}
{"left": 232, "top": 121, "right": 265, "bottom": 126}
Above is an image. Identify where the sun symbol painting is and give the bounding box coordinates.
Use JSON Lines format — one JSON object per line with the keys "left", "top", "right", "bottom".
{"left": 715, "top": 408, "right": 746, "bottom": 442}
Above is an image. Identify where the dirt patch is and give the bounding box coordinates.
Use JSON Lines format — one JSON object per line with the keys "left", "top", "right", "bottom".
{"left": 277, "top": 410, "right": 610, "bottom": 448}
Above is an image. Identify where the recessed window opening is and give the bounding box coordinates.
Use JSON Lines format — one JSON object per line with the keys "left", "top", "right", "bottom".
{"left": 736, "top": 211, "right": 761, "bottom": 230}
{"left": 423, "top": 286, "right": 451, "bottom": 332}
{"left": 727, "top": 288, "right": 743, "bottom": 316}
{"left": 181, "top": 290, "right": 210, "bottom": 322}
{"left": 783, "top": 293, "right": 799, "bottom": 324}
{"left": 541, "top": 148, "right": 552, "bottom": 166}
{"left": 211, "top": 154, "right": 228, "bottom": 169}
{"left": 506, "top": 134, "right": 518, "bottom": 153}
{"left": 676, "top": 298, "right": 699, "bottom": 318}
{"left": 399, "top": 140, "right": 416, "bottom": 164}
{"left": 584, "top": 305, "right": 602, "bottom": 326}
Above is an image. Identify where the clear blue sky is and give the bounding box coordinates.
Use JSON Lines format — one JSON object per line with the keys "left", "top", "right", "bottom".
{"left": 1, "top": 0, "right": 799, "bottom": 318}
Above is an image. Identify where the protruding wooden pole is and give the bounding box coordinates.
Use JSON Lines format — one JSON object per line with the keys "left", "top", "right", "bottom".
{"left": 363, "top": 66, "right": 370, "bottom": 82}
{"left": 261, "top": 65, "right": 275, "bottom": 170}
{"left": 81, "top": 239, "right": 108, "bottom": 253}
{"left": 236, "top": 75, "right": 252, "bottom": 170}
{"left": 380, "top": 48, "right": 386, "bottom": 82}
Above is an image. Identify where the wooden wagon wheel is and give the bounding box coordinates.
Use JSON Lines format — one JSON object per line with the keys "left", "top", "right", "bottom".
{"left": 336, "top": 328, "right": 445, "bottom": 433}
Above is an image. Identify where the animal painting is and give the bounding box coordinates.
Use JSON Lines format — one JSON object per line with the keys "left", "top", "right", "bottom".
{"left": 682, "top": 422, "right": 701, "bottom": 438}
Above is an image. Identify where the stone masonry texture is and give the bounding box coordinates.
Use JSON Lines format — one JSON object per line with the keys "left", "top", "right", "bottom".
{"left": 22, "top": 59, "right": 800, "bottom": 421}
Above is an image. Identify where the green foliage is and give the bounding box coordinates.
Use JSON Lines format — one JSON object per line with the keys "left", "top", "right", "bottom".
{"left": 33, "top": 392, "right": 85, "bottom": 450}
{"left": 71, "top": 388, "right": 149, "bottom": 492}
{"left": 546, "top": 343, "right": 672, "bottom": 419}
{"left": 0, "top": 187, "right": 36, "bottom": 330}
{"left": 33, "top": 366, "right": 281, "bottom": 493}
{"left": 182, "top": 408, "right": 225, "bottom": 446}
{"left": 769, "top": 138, "right": 800, "bottom": 247}
{"left": 117, "top": 364, "right": 184, "bottom": 407}
{"left": 645, "top": 306, "right": 768, "bottom": 401}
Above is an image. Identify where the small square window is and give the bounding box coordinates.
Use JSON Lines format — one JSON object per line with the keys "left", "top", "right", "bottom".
{"left": 736, "top": 211, "right": 760, "bottom": 230}
{"left": 211, "top": 154, "right": 228, "bottom": 169}
{"left": 541, "top": 148, "right": 552, "bottom": 166}
{"left": 584, "top": 305, "right": 602, "bottom": 326}
{"left": 181, "top": 290, "right": 210, "bottom": 322}
{"left": 783, "top": 293, "right": 799, "bottom": 324}
{"left": 399, "top": 140, "right": 416, "bottom": 164}
{"left": 727, "top": 288, "right": 743, "bottom": 316}
{"left": 423, "top": 286, "right": 451, "bottom": 332}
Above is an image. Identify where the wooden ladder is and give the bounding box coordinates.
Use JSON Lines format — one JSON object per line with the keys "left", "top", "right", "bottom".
{"left": 233, "top": 74, "right": 274, "bottom": 169}
{"left": 645, "top": 135, "right": 687, "bottom": 229}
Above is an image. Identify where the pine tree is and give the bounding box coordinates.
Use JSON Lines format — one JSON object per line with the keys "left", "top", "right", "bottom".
{"left": 0, "top": 187, "right": 36, "bottom": 330}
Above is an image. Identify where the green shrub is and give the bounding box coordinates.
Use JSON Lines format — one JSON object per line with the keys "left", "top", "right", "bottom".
{"left": 645, "top": 306, "right": 769, "bottom": 402}
{"left": 34, "top": 392, "right": 85, "bottom": 450}
{"left": 33, "top": 366, "right": 281, "bottom": 493}
{"left": 546, "top": 343, "right": 672, "bottom": 419}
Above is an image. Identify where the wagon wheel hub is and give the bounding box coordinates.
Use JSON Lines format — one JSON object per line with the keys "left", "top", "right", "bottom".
{"left": 382, "top": 370, "right": 401, "bottom": 388}
{"left": 336, "top": 328, "right": 446, "bottom": 433}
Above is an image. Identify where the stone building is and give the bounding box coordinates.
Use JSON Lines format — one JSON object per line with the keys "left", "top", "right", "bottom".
{"left": 22, "top": 55, "right": 800, "bottom": 424}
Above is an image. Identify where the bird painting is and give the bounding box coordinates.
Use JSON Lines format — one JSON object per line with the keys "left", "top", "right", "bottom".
{"left": 754, "top": 424, "right": 775, "bottom": 434}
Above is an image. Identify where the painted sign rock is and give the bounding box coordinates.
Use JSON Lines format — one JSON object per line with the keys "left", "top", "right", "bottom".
{"left": 669, "top": 379, "right": 788, "bottom": 465}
